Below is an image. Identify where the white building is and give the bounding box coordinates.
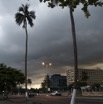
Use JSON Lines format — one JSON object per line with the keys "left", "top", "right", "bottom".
{"left": 67, "top": 68, "right": 103, "bottom": 86}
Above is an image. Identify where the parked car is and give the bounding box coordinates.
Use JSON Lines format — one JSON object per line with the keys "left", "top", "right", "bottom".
{"left": 50, "top": 91, "right": 61, "bottom": 96}
{"left": 28, "top": 92, "right": 35, "bottom": 98}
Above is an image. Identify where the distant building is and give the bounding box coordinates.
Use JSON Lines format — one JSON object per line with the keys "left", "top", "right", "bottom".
{"left": 49, "top": 74, "right": 67, "bottom": 90}
{"left": 67, "top": 68, "right": 103, "bottom": 86}
{"left": 66, "top": 69, "right": 74, "bottom": 86}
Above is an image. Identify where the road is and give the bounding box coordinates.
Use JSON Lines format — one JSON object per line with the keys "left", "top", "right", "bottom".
{"left": 0, "top": 95, "right": 103, "bottom": 104}
{"left": 30, "top": 95, "right": 103, "bottom": 104}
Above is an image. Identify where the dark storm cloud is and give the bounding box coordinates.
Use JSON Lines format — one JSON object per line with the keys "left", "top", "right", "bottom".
{"left": 0, "top": 0, "right": 103, "bottom": 87}
{"left": 28, "top": 5, "right": 103, "bottom": 67}
{"left": 74, "top": 7, "right": 103, "bottom": 66}
{"left": 0, "top": 0, "right": 39, "bottom": 64}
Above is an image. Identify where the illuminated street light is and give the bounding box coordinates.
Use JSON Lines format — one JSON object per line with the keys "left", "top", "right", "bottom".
{"left": 41, "top": 61, "right": 52, "bottom": 92}
{"left": 42, "top": 62, "right": 45, "bottom": 66}
{"left": 42, "top": 62, "right": 52, "bottom": 68}
{"left": 49, "top": 63, "right": 52, "bottom": 66}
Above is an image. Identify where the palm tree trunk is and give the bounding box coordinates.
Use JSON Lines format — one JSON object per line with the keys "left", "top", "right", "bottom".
{"left": 69, "top": 5, "right": 78, "bottom": 104}
{"left": 25, "top": 23, "right": 28, "bottom": 99}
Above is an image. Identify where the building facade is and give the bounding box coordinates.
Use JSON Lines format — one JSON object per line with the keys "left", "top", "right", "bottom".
{"left": 67, "top": 68, "right": 103, "bottom": 86}
{"left": 49, "top": 74, "right": 67, "bottom": 90}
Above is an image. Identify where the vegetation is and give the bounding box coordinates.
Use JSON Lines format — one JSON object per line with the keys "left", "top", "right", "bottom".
{"left": 0, "top": 64, "right": 25, "bottom": 93}
{"left": 41, "top": 75, "right": 50, "bottom": 92}
{"left": 78, "top": 71, "right": 88, "bottom": 87}
{"left": 91, "top": 83, "right": 101, "bottom": 91}
{"left": 28, "top": 78, "right": 32, "bottom": 87}
{"left": 79, "top": 71, "right": 88, "bottom": 82}
{"left": 40, "top": 0, "right": 103, "bottom": 17}
{"left": 15, "top": 4, "right": 36, "bottom": 97}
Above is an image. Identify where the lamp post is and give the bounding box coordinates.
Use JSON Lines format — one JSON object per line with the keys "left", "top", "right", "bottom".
{"left": 42, "top": 62, "right": 52, "bottom": 68}
{"left": 42, "top": 62, "right": 52, "bottom": 92}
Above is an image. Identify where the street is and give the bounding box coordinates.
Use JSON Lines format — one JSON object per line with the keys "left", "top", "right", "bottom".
{"left": 31, "top": 95, "right": 103, "bottom": 104}
{"left": 0, "top": 95, "right": 103, "bottom": 104}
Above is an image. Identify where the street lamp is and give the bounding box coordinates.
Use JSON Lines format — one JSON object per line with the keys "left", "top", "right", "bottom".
{"left": 42, "top": 62, "right": 52, "bottom": 92}
{"left": 42, "top": 62, "right": 52, "bottom": 67}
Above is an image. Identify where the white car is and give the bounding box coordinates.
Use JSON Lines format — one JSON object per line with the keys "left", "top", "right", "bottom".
{"left": 50, "top": 91, "right": 61, "bottom": 96}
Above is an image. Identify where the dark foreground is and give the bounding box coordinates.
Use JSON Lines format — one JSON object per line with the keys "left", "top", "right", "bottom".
{"left": 0, "top": 95, "right": 103, "bottom": 104}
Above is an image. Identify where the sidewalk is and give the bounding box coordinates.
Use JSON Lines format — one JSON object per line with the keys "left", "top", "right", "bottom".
{"left": 76, "top": 96, "right": 103, "bottom": 100}
{"left": 0, "top": 95, "right": 37, "bottom": 104}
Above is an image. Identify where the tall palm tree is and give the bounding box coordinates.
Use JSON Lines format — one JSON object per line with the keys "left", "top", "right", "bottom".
{"left": 69, "top": 2, "right": 78, "bottom": 104}
{"left": 40, "top": 0, "right": 103, "bottom": 104}
{"left": 15, "top": 4, "right": 36, "bottom": 98}
{"left": 42, "top": 0, "right": 78, "bottom": 103}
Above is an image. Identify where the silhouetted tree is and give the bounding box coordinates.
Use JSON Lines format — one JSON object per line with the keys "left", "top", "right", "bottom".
{"left": 41, "top": 75, "right": 50, "bottom": 92}
{"left": 0, "top": 64, "right": 25, "bottom": 93}
{"left": 15, "top": 4, "right": 36, "bottom": 98}
{"left": 80, "top": 71, "right": 88, "bottom": 82}
{"left": 28, "top": 78, "right": 32, "bottom": 87}
{"left": 91, "top": 83, "right": 101, "bottom": 91}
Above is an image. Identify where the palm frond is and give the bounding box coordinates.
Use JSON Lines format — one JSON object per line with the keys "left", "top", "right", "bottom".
{"left": 52, "top": 0, "right": 60, "bottom": 5}
{"left": 18, "top": 6, "right": 24, "bottom": 12}
{"left": 24, "top": 4, "right": 29, "bottom": 13}
{"left": 29, "top": 11, "right": 36, "bottom": 19}
{"left": 27, "top": 16, "right": 34, "bottom": 27}
{"left": 15, "top": 4, "right": 35, "bottom": 28}
{"left": 15, "top": 12, "right": 24, "bottom": 25}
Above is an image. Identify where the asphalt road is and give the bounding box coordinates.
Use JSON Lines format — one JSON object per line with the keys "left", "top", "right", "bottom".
{"left": 31, "top": 95, "right": 103, "bottom": 104}
{"left": 0, "top": 95, "right": 103, "bottom": 104}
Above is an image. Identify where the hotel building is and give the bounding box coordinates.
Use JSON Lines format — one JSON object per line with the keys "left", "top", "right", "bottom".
{"left": 67, "top": 68, "right": 103, "bottom": 86}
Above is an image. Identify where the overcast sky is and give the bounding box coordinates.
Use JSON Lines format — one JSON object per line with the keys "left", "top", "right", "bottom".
{"left": 0, "top": 0, "right": 103, "bottom": 88}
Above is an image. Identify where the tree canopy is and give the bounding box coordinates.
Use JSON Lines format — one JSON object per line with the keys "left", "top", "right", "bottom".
{"left": 0, "top": 64, "right": 25, "bottom": 92}
{"left": 40, "top": 0, "right": 103, "bottom": 17}
{"left": 79, "top": 71, "right": 88, "bottom": 82}
{"left": 41, "top": 75, "right": 50, "bottom": 89}
{"left": 15, "top": 4, "right": 36, "bottom": 97}
{"left": 15, "top": 4, "right": 36, "bottom": 28}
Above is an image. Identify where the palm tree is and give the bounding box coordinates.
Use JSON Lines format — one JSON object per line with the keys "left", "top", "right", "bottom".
{"left": 27, "top": 78, "right": 32, "bottom": 87}
{"left": 15, "top": 4, "right": 36, "bottom": 98}
{"left": 41, "top": 0, "right": 78, "bottom": 103}
{"left": 69, "top": 2, "right": 78, "bottom": 104}
{"left": 40, "top": 0, "right": 103, "bottom": 104}
{"left": 80, "top": 71, "right": 88, "bottom": 82}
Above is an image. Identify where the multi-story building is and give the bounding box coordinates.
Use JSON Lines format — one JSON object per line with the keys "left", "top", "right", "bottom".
{"left": 66, "top": 69, "right": 74, "bottom": 86}
{"left": 49, "top": 74, "right": 67, "bottom": 90}
{"left": 67, "top": 68, "right": 103, "bottom": 86}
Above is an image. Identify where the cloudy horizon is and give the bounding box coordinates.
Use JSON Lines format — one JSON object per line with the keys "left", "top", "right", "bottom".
{"left": 0, "top": 0, "right": 103, "bottom": 88}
